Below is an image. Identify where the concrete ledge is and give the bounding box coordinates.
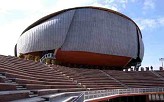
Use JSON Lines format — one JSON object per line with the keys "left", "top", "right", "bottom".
{"left": 11, "top": 97, "right": 45, "bottom": 102}
{"left": 41, "top": 92, "right": 82, "bottom": 102}
{"left": 0, "top": 90, "right": 30, "bottom": 101}
{"left": 0, "top": 83, "right": 17, "bottom": 91}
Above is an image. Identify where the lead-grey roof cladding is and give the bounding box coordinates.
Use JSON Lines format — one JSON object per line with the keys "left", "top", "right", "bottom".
{"left": 16, "top": 7, "right": 144, "bottom": 60}
{"left": 61, "top": 8, "right": 138, "bottom": 58}
{"left": 138, "top": 30, "right": 144, "bottom": 60}
{"left": 17, "top": 10, "right": 75, "bottom": 55}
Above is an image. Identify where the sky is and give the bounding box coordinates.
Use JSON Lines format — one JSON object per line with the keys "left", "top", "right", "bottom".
{"left": 0, "top": 0, "right": 164, "bottom": 70}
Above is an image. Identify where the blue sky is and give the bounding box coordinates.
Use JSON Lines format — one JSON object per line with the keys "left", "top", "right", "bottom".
{"left": 0, "top": 0, "right": 164, "bottom": 69}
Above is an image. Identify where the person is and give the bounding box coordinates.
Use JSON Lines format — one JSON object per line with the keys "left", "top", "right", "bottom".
{"left": 146, "top": 67, "right": 149, "bottom": 71}
{"left": 160, "top": 67, "right": 163, "bottom": 71}
{"left": 141, "top": 67, "right": 144, "bottom": 71}
{"left": 150, "top": 66, "right": 153, "bottom": 70}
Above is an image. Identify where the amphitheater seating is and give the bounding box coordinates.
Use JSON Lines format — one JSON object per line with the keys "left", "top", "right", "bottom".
{"left": 52, "top": 65, "right": 126, "bottom": 90}
{"left": 0, "top": 90, "right": 30, "bottom": 101}
{"left": 155, "top": 70, "right": 164, "bottom": 78}
{"left": 126, "top": 71, "right": 164, "bottom": 87}
{"left": 52, "top": 65, "right": 164, "bottom": 90}
{"left": 0, "top": 55, "right": 164, "bottom": 101}
{"left": 104, "top": 70, "right": 164, "bottom": 88}
{"left": 0, "top": 55, "right": 86, "bottom": 101}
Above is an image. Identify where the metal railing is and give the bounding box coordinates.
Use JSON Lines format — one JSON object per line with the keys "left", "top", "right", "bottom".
{"left": 40, "top": 53, "right": 54, "bottom": 62}
{"left": 84, "top": 87, "right": 164, "bottom": 101}
{"left": 72, "top": 93, "right": 84, "bottom": 102}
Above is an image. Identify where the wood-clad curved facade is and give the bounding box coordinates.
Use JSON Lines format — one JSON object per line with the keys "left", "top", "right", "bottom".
{"left": 15, "top": 6, "right": 144, "bottom": 68}
{"left": 56, "top": 49, "right": 131, "bottom": 67}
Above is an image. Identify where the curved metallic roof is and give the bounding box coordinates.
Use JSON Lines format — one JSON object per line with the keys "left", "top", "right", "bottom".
{"left": 16, "top": 6, "right": 144, "bottom": 62}
{"left": 21, "top": 6, "right": 142, "bottom": 37}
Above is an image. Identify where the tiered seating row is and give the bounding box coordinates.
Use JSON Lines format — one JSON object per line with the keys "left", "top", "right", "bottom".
{"left": 52, "top": 65, "right": 125, "bottom": 90}
{"left": 0, "top": 55, "right": 164, "bottom": 101}
{"left": 52, "top": 65, "right": 164, "bottom": 89}
{"left": 105, "top": 70, "right": 164, "bottom": 88}
{"left": 0, "top": 55, "right": 85, "bottom": 101}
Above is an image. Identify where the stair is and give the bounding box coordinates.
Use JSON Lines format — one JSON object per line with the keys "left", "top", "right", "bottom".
{"left": 0, "top": 72, "right": 6, "bottom": 78}
{"left": 29, "top": 91, "right": 38, "bottom": 97}
{"left": 16, "top": 85, "right": 27, "bottom": 90}
{"left": 150, "top": 71, "right": 164, "bottom": 81}
{"left": 99, "top": 70, "right": 129, "bottom": 88}
{"left": 5, "top": 79, "right": 16, "bottom": 84}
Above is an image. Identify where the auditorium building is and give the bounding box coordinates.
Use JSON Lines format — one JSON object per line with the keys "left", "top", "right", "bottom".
{"left": 0, "top": 7, "right": 164, "bottom": 102}
{"left": 15, "top": 6, "right": 144, "bottom": 70}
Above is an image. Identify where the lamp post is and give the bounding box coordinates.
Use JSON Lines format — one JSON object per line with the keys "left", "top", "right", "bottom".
{"left": 159, "top": 58, "right": 164, "bottom": 68}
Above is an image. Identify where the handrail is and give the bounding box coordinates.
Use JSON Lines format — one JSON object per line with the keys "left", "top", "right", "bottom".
{"left": 84, "top": 87, "right": 164, "bottom": 101}
{"left": 40, "top": 53, "right": 54, "bottom": 62}
{"left": 41, "top": 91, "right": 84, "bottom": 102}
{"left": 99, "top": 70, "right": 129, "bottom": 88}
{"left": 72, "top": 92, "right": 84, "bottom": 102}
{"left": 150, "top": 71, "right": 164, "bottom": 81}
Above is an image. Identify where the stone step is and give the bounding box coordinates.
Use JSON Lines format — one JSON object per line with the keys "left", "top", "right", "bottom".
{"left": 29, "top": 94, "right": 38, "bottom": 97}
{"left": 5, "top": 79, "right": 17, "bottom": 84}
{"left": 16, "top": 87, "right": 27, "bottom": 90}
{"left": 0, "top": 72, "right": 6, "bottom": 78}
{"left": 29, "top": 91, "right": 38, "bottom": 97}
{"left": 16, "top": 85, "right": 27, "bottom": 90}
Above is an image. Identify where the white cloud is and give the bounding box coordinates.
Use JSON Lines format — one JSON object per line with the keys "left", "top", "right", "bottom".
{"left": 130, "top": 0, "right": 137, "bottom": 3}
{"left": 0, "top": 0, "right": 130, "bottom": 55}
{"left": 91, "top": 2, "right": 118, "bottom": 11}
{"left": 91, "top": 0, "right": 129, "bottom": 11}
{"left": 135, "top": 17, "right": 164, "bottom": 30}
{"left": 157, "top": 17, "right": 164, "bottom": 25}
{"left": 143, "top": 0, "right": 155, "bottom": 10}
{"left": 0, "top": 15, "right": 40, "bottom": 55}
{"left": 105, "top": 0, "right": 114, "bottom": 4}
{"left": 0, "top": 0, "right": 45, "bottom": 14}
{"left": 54, "top": 0, "right": 123, "bottom": 11}
{"left": 135, "top": 18, "right": 156, "bottom": 30}
{"left": 0, "top": 0, "right": 129, "bottom": 16}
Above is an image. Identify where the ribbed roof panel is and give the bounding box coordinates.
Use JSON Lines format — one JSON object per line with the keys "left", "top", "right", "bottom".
{"left": 61, "top": 8, "right": 138, "bottom": 58}
{"left": 16, "top": 7, "right": 144, "bottom": 60}
{"left": 17, "top": 10, "right": 75, "bottom": 55}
